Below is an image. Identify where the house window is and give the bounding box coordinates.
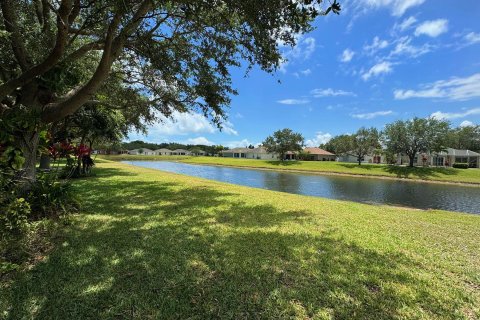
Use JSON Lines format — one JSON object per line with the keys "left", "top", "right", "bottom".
{"left": 433, "top": 157, "right": 444, "bottom": 166}
{"left": 455, "top": 157, "right": 468, "bottom": 163}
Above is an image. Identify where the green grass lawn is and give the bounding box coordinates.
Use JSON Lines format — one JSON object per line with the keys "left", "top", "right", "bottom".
{"left": 101, "top": 155, "right": 480, "bottom": 185}
{"left": 2, "top": 160, "right": 479, "bottom": 319}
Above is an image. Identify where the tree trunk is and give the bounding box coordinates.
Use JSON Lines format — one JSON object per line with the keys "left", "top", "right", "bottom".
{"left": 358, "top": 157, "right": 362, "bottom": 165}
{"left": 39, "top": 153, "right": 51, "bottom": 170}
{"left": 16, "top": 131, "right": 40, "bottom": 185}
{"left": 409, "top": 154, "right": 415, "bottom": 167}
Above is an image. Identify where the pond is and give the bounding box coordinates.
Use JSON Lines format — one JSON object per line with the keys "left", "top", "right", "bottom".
{"left": 122, "top": 161, "right": 480, "bottom": 214}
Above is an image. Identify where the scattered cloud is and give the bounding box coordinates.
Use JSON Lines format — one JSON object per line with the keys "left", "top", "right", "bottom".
{"left": 305, "top": 132, "right": 333, "bottom": 147}
{"left": 359, "top": 0, "right": 426, "bottom": 17}
{"left": 279, "top": 36, "right": 316, "bottom": 73}
{"left": 293, "top": 68, "right": 312, "bottom": 78}
{"left": 430, "top": 108, "right": 480, "bottom": 120}
{"left": 184, "top": 137, "right": 215, "bottom": 145}
{"left": 414, "top": 19, "right": 448, "bottom": 37}
{"left": 277, "top": 98, "right": 310, "bottom": 105}
{"left": 393, "top": 16, "right": 417, "bottom": 33}
{"left": 389, "top": 36, "right": 432, "bottom": 58}
{"left": 363, "top": 36, "right": 389, "bottom": 55}
{"left": 310, "top": 88, "right": 356, "bottom": 97}
{"left": 340, "top": 49, "right": 355, "bottom": 62}
{"left": 460, "top": 120, "right": 475, "bottom": 127}
{"left": 394, "top": 73, "right": 480, "bottom": 101}
{"left": 224, "top": 139, "right": 259, "bottom": 149}
{"left": 361, "top": 61, "right": 393, "bottom": 81}
{"left": 234, "top": 112, "right": 244, "bottom": 119}
{"left": 143, "top": 111, "right": 216, "bottom": 136}
{"left": 464, "top": 32, "right": 480, "bottom": 45}
{"left": 351, "top": 110, "right": 394, "bottom": 119}
{"left": 221, "top": 120, "right": 239, "bottom": 135}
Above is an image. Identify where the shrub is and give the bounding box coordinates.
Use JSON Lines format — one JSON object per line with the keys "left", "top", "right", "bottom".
{"left": 452, "top": 163, "right": 469, "bottom": 169}
{"left": 26, "top": 173, "right": 80, "bottom": 219}
{"left": 0, "top": 197, "right": 31, "bottom": 262}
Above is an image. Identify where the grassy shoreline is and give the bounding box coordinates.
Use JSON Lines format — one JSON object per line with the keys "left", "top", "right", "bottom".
{"left": 100, "top": 155, "right": 480, "bottom": 185}
{"left": 2, "top": 160, "right": 479, "bottom": 319}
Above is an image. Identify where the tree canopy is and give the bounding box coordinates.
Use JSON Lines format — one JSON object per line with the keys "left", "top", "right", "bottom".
{"left": 0, "top": 0, "right": 341, "bottom": 180}
{"left": 383, "top": 117, "right": 450, "bottom": 167}
{"left": 263, "top": 128, "right": 304, "bottom": 160}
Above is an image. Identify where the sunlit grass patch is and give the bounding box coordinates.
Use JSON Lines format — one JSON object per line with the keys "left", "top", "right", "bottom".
{"left": 1, "top": 161, "right": 479, "bottom": 319}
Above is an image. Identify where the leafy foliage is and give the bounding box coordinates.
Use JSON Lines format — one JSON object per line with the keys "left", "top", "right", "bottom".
{"left": 383, "top": 117, "right": 450, "bottom": 167}
{"left": 263, "top": 128, "right": 304, "bottom": 160}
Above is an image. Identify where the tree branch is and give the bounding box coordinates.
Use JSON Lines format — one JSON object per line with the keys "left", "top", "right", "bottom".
{"left": 1, "top": 0, "right": 31, "bottom": 71}
{"left": 0, "top": 0, "right": 73, "bottom": 101}
{"left": 42, "top": 1, "right": 154, "bottom": 123}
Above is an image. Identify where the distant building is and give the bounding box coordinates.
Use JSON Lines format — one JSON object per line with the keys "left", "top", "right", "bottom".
{"left": 303, "top": 147, "right": 336, "bottom": 161}
{"left": 220, "top": 147, "right": 278, "bottom": 160}
{"left": 154, "top": 148, "right": 172, "bottom": 155}
{"left": 128, "top": 148, "right": 155, "bottom": 155}
{"left": 171, "top": 149, "right": 191, "bottom": 155}
{"left": 397, "top": 148, "right": 480, "bottom": 168}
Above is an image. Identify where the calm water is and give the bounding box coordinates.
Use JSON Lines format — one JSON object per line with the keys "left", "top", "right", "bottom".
{"left": 122, "top": 161, "right": 480, "bottom": 214}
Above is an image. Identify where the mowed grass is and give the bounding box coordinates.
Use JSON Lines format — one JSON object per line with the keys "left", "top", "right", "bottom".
{"left": 2, "top": 160, "right": 479, "bottom": 319}
{"left": 101, "top": 155, "right": 480, "bottom": 185}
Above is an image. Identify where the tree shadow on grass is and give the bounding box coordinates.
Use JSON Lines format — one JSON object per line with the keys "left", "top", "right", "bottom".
{"left": 2, "top": 175, "right": 470, "bottom": 319}
{"left": 266, "top": 161, "right": 302, "bottom": 167}
{"left": 382, "top": 165, "right": 458, "bottom": 180}
{"left": 337, "top": 163, "right": 376, "bottom": 171}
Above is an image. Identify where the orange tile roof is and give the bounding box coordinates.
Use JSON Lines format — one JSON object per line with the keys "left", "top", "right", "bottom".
{"left": 303, "top": 147, "right": 335, "bottom": 156}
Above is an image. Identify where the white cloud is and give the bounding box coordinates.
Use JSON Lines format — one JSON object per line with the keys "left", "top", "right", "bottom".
{"left": 184, "top": 137, "right": 215, "bottom": 145}
{"left": 340, "top": 49, "right": 355, "bottom": 62}
{"left": 460, "top": 120, "right": 475, "bottom": 127}
{"left": 305, "top": 132, "right": 333, "bottom": 147}
{"left": 277, "top": 99, "right": 310, "bottom": 105}
{"left": 464, "top": 32, "right": 480, "bottom": 45}
{"left": 224, "top": 139, "right": 258, "bottom": 149}
{"left": 363, "top": 36, "right": 389, "bottom": 55}
{"left": 300, "top": 68, "right": 312, "bottom": 75}
{"left": 360, "top": 0, "right": 426, "bottom": 17}
{"left": 310, "top": 88, "right": 356, "bottom": 97}
{"left": 293, "top": 68, "right": 312, "bottom": 78}
{"left": 361, "top": 61, "right": 393, "bottom": 81}
{"left": 393, "top": 16, "right": 417, "bottom": 32}
{"left": 394, "top": 73, "right": 480, "bottom": 101}
{"left": 221, "top": 120, "right": 238, "bottom": 135}
{"left": 279, "top": 36, "right": 316, "bottom": 73}
{"left": 414, "top": 19, "right": 448, "bottom": 37}
{"left": 389, "top": 36, "right": 431, "bottom": 58}
{"left": 351, "top": 110, "right": 394, "bottom": 119}
{"left": 430, "top": 108, "right": 480, "bottom": 120}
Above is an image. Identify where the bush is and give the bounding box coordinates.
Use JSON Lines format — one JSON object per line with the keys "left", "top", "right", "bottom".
{"left": 0, "top": 197, "right": 31, "bottom": 262}
{"left": 452, "top": 163, "right": 469, "bottom": 169}
{"left": 26, "top": 173, "right": 80, "bottom": 219}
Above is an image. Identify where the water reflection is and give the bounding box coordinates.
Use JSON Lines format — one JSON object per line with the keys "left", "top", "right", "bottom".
{"left": 123, "top": 161, "right": 480, "bottom": 214}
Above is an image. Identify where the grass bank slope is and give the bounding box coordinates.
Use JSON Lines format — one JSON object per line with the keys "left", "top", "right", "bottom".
{"left": 3, "top": 160, "right": 479, "bottom": 319}
{"left": 181, "top": 157, "right": 480, "bottom": 184}
{"left": 102, "top": 155, "right": 480, "bottom": 184}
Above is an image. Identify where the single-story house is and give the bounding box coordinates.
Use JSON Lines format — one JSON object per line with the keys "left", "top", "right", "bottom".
{"left": 303, "top": 147, "right": 336, "bottom": 161}
{"left": 220, "top": 147, "right": 279, "bottom": 159}
{"left": 154, "top": 148, "right": 172, "bottom": 155}
{"left": 171, "top": 149, "right": 191, "bottom": 155}
{"left": 128, "top": 148, "right": 155, "bottom": 155}
{"left": 190, "top": 150, "right": 206, "bottom": 156}
{"left": 337, "top": 154, "right": 382, "bottom": 164}
{"left": 397, "top": 148, "right": 480, "bottom": 168}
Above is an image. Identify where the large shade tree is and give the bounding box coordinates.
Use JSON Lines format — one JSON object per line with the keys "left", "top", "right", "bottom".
{"left": 263, "top": 128, "right": 304, "bottom": 160}
{"left": 351, "top": 127, "right": 380, "bottom": 165}
{"left": 0, "top": 0, "right": 341, "bottom": 181}
{"left": 383, "top": 117, "right": 450, "bottom": 167}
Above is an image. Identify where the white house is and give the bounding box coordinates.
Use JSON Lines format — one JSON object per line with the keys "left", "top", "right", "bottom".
{"left": 154, "top": 148, "right": 172, "bottom": 155}
{"left": 128, "top": 148, "right": 155, "bottom": 155}
{"left": 220, "top": 147, "right": 279, "bottom": 159}
{"left": 397, "top": 148, "right": 480, "bottom": 168}
{"left": 171, "top": 149, "right": 191, "bottom": 155}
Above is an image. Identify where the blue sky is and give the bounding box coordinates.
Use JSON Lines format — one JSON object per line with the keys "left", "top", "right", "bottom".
{"left": 128, "top": 0, "right": 480, "bottom": 148}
